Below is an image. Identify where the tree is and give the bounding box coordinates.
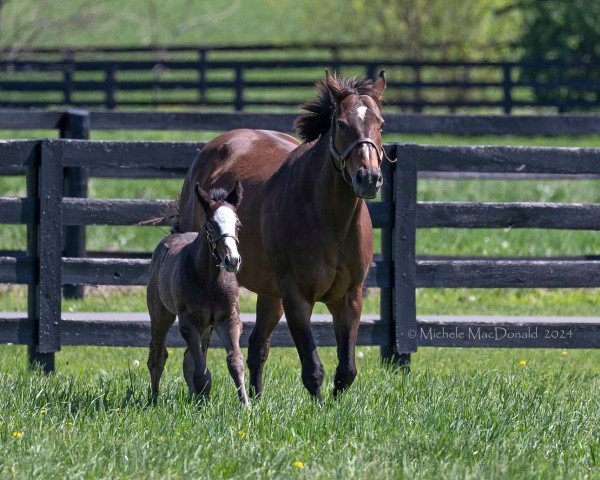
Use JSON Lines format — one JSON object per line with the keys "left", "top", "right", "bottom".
{"left": 517, "top": 0, "right": 600, "bottom": 109}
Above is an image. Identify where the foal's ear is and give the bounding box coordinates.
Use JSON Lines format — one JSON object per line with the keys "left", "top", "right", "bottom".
{"left": 226, "top": 180, "right": 243, "bottom": 208}
{"left": 325, "top": 70, "right": 343, "bottom": 104}
{"left": 194, "top": 183, "right": 212, "bottom": 213}
{"left": 372, "top": 69, "right": 387, "bottom": 98}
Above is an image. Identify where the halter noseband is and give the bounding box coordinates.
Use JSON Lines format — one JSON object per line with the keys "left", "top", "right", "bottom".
{"left": 205, "top": 224, "right": 240, "bottom": 268}
{"left": 329, "top": 116, "right": 397, "bottom": 185}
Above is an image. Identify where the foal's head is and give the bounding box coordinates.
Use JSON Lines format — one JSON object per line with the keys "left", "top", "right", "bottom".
{"left": 295, "top": 71, "right": 388, "bottom": 199}
{"left": 195, "top": 181, "right": 243, "bottom": 273}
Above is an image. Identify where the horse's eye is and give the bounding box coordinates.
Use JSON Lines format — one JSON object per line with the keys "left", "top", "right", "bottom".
{"left": 380, "top": 123, "right": 385, "bottom": 132}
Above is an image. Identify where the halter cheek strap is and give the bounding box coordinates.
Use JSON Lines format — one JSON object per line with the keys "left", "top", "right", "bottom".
{"left": 205, "top": 227, "right": 240, "bottom": 268}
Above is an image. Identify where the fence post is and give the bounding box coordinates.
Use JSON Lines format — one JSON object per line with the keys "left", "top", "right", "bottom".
{"left": 105, "top": 64, "right": 117, "bottom": 109}
{"left": 379, "top": 148, "right": 396, "bottom": 363}
{"left": 60, "top": 109, "right": 90, "bottom": 299}
{"left": 63, "top": 50, "right": 74, "bottom": 105}
{"left": 413, "top": 64, "right": 423, "bottom": 113}
{"left": 198, "top": 48, "right": 207, "bottom": 104}
{"left": 26, "top": 142, "right": 55, "bottom": 372}
{"left": 502, "top": 64, "right": 513, "bottom": 114}
{"left": 234, "top": 66, "right": 244, "bottom": 111}
{"left": 31, "top": 140, "right": 63, "bottom": 371}
{"left": 393, "top": 144, "right": 418, "bottom": 368}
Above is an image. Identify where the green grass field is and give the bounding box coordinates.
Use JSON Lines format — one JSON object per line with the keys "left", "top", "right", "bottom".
{"left": 1, "top": 345, "right": 598, "bottom": 478}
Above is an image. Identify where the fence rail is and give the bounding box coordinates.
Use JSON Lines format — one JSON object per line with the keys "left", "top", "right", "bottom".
{"left": 1, "top": 57, "right": 598, "bottom": 112}
{"left": 0, "top": 136, "right": 598, "bottom": 371}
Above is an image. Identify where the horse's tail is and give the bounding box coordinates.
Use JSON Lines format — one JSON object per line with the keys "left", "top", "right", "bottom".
{"left": 138, "top": 199, "right": 181, "bottom": 234}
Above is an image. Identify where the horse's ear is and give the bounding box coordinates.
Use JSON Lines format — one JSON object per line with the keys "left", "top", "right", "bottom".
{"left": 372, "top": 69, "right": 386, "bottom": 98}
{"left": 194, "top": 183, "right": 212, "bottom": 213}
{"left": 226, "top": 180, "right": 243, "bottom": 208}
{"left": 325, "top": 70, "right": 343, "bottom": 104}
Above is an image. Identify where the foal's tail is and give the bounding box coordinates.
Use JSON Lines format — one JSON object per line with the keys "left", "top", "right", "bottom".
{"left": 138, "top": 199, "right": 181, "bottom": 234}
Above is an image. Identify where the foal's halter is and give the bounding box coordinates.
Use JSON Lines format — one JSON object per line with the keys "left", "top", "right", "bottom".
{"left": 204, "top": 223, "right": 239, "bottom": 268}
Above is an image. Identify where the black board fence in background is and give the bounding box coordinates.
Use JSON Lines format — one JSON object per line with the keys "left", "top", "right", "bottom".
{"left": 1, "top": 59, "right": 599, "bottom": 113}
{"left": 0, "top": 138, "right": 598, "bottom": 372}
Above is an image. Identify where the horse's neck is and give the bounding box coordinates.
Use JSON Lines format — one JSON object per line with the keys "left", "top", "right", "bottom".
{"left": 191, "top": 230, "right": 220, "bottom": 282}
{"left": 309, "top": 133, "right": 361, "bottom": 233}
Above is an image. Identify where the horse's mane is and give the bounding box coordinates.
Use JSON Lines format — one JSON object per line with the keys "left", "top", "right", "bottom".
{"left": 293, "top": 75, "right": 381, "bottom": 142}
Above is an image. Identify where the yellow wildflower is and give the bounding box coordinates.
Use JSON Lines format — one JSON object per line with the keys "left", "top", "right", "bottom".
{"left": 518, "top": 359, "right": 527, "bottom": 367}
{"left": 236, "top": 429, "right": 246, "bottom": 438}
{"left": 294, "top": 461, "right": 303, "bottom": 469}
{"left": 562, "top": 350, "right": 568, "bottom": 356}
{"left": 12, "top": 431, "right": 24, "bottom": 439}
{"left": 40, "top": 408, "right": 48, "bottom": 415}
{"left": 66, "top": 421, "right": 74, "bottom": 427}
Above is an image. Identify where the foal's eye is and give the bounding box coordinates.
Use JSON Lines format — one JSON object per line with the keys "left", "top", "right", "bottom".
{"left": 380, "top": 123, "right": 385, "bottom": 132}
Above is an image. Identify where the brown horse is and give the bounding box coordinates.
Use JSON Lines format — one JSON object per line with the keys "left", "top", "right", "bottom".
{"left": 147, "top": 182, "right": 248, "bottom": 405}
{"left": 174, "top": 71, "right": 388, "bottom": 400}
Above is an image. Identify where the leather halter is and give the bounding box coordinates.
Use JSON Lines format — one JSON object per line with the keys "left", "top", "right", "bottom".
{"left": 329, "top": 114, "right": 397, "bottom": 185}
{"left": 205, "top": 223, "right": 239, "bottom": 268}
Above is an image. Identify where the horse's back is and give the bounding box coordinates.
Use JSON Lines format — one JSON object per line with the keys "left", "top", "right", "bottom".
{"left": 177, "top": 129, "right": 299, "bottom": 233}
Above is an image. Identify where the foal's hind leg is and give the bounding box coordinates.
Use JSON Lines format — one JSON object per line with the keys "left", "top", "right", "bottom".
{"left": 147, "top": 297, "right": 176, "bottom": 396}
{"left": 214, "top": 312, "right": 249, "bottom": 406}
{"left": 247, "top": 294, "right": 283, "bottom": 398}
{"left": 179, "top": 313, "right": 211, "bottom": 398}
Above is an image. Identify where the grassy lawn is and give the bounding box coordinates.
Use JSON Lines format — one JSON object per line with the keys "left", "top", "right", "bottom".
{"left": 0, "top": 345, "right": 598, "bottom": 478}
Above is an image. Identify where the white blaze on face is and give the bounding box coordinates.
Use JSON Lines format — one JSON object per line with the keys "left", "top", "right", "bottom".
{"left": 213, "top": 205, "right": 240, "bottom": 259}
{"left": 357, "top": 105, "right": 368, "bottom": 121}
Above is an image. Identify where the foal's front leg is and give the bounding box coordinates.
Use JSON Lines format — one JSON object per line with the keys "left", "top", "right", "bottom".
{"left": 214, "top": 311, "right": 249, "bottom": 406}
{"left": 327, "top": 286, "right": 362, "bottom": 398}
{"left": 179, "top": 313, "right": 211, "bottom": 398}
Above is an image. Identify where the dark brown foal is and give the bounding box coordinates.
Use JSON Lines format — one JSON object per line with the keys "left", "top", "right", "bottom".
{"left": 147, "top": 182, "right": 248, "bottom": 405}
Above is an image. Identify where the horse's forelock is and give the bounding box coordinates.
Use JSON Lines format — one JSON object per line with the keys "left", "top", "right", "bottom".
{"left": 293, "top": 76, "right": 382, "bottom": 142}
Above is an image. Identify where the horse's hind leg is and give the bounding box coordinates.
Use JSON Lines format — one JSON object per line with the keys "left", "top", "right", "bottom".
{"left": 147, "top": 296, "right": 175, "bottom": 396}
{"left": 214, "top": 312, "right": 249, "bottom": 406}
{"left": 179, "top": 314, "right": 211, "bottom": 398}
{"left": 247, "top": 294, "right": 283, "bottom": 399}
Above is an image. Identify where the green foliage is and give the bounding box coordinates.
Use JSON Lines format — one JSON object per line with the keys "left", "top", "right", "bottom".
{"left": 518, "top": 0, "right": 600, "bottom": 107}
{"left": 300, "top": 0, "right": 520, "bottom": 59}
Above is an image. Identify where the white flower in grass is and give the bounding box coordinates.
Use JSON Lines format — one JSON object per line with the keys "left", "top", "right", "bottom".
{"left": 132, "top": 359, "right": 140, "bottom": 368}
{"left": 357, "top": 351, "right": 364, "bottom": 359}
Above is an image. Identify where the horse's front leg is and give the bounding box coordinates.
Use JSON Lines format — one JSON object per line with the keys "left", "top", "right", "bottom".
{"left": 327, "top": 286, "right": 362, "bottom": 398}
{"left": 282, "top": 282, "right": 324, "bottom": 401}
{"left": 179, "top": 313, "right": 211, "bottom": 398}
{"left": 214, "top": 310, "right": 249, "bottom": 406}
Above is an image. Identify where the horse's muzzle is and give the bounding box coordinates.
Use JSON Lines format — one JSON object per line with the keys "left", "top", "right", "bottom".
{"left": 223, "top": 253, "right": 241, "bottom": 273}
{"left": 353, "top": 167, "right": 383, "bottom": 199}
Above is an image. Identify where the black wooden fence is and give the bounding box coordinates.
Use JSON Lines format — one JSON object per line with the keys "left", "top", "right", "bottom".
{"left": 1, "top": 137, "right": 599, "bottom": 371}
{"left": 2, "top": 108, "right": 600, "bottom": 305}
{"left": 1, "top": 58, "right": 598, "bottom": 113}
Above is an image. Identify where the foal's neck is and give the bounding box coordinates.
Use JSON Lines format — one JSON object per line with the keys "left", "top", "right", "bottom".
{"left": 192, "top": 228, "right": 221, "bottom": 282}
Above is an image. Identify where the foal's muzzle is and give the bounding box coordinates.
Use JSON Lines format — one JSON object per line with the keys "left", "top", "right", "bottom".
{"left": 223, "top": 253, "right": 241, "bottom": 273}
{"left": 353, "top": 167, "right": 383, "bottom": 199}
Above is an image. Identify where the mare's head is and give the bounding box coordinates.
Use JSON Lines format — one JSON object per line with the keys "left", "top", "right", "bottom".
{"left": 195, "top": 181, "right": 243, "bottom": 273}
{"left": 294, "top": 70, "right": 387, "bottom": 199}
